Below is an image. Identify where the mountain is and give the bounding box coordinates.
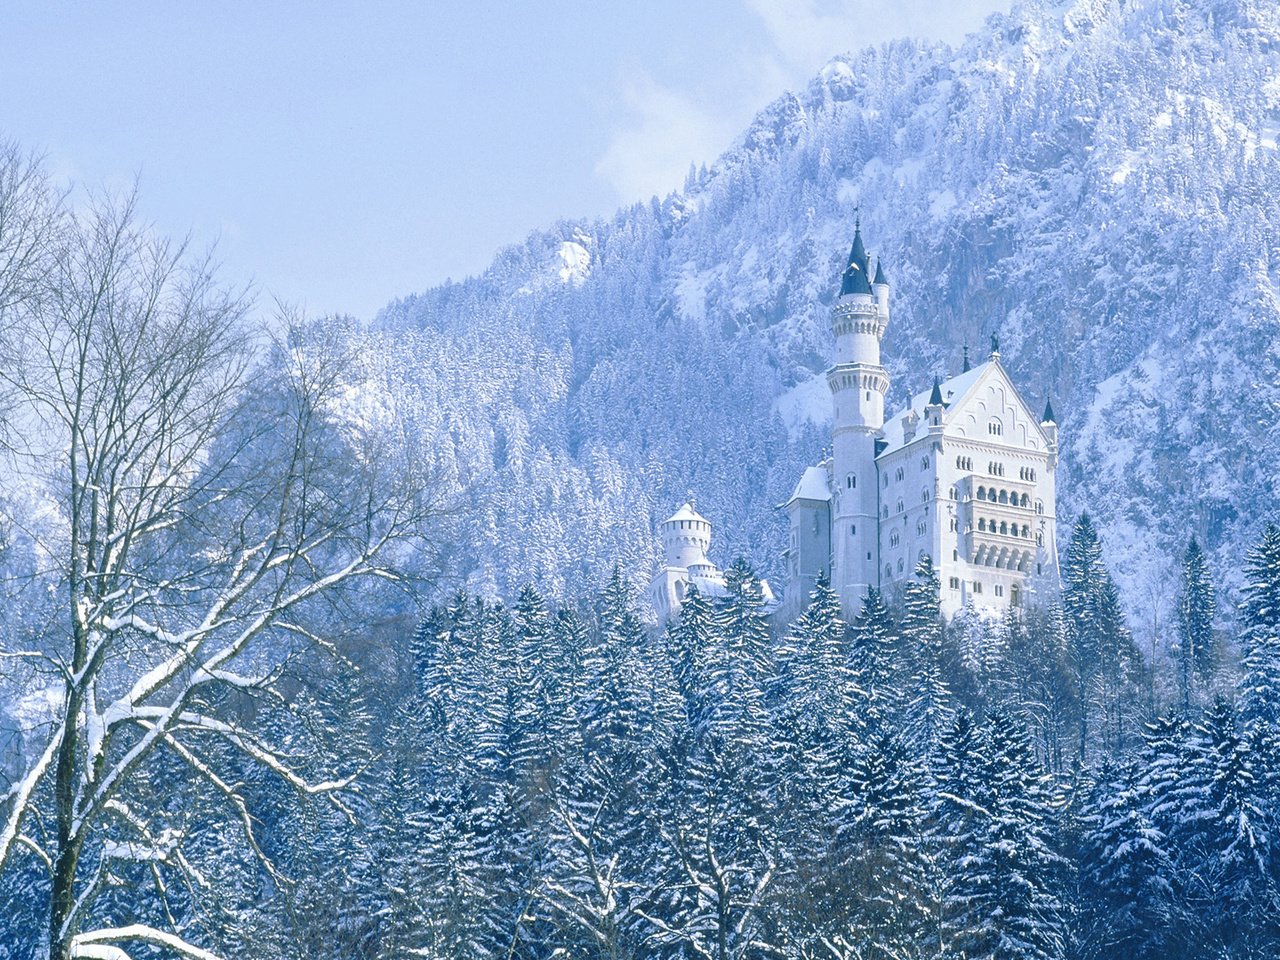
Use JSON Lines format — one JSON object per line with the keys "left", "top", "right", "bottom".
{"left": 368, "top": 0, "right": 1280, "bottom": 617}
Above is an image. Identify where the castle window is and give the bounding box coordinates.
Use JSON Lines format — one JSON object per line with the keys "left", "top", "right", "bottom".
{"left": 897, "top": 558, "right": 905, "bottom": 573}
{"left": 895, "top": 500, "right": 904, "bottom": 514}
{"left": 921, "top": 488, "right": 929, "bottom": 502}
{"left": 999, "top": 521, "right": 1007, "bottom": 535}
{"left": 890, "top": 531, "right": 900, "bottom": 547}
{"left": 995, "top": 584, "right": 1004, "bottom": 597}
{"left": 1022, "top": 524, "right": 1030, "bottom": 538}
{"left": 920, "top": 456, "right": 929, "bottom": 471}
{"left": 988, "top": 488, "right": 997, "bottom": 502}
{"left": 1037, "top": 563, "right": 1043, "bottom": 575}
{"left": 950, "top": 518, "right": 957, "bottom": 532}
{"left": 989, "top": 420, "right": 1003, "bottom": 436}
{"left": 978, "top": 518, "right": 986, "bottom": 532}
{"left": 895, "top": 466, "right": 904, "bottom": 482}
{"left": 949, "top": 576, "right": 960, "bottom": 590}
{"left": 867, "top": 551, "right": 872, "bottom": 560}
{"left": 886, "top": 564, "right": 893, "bottom": 579}
{"left": 851, "top": 524, "right": 856, "bottom": 536}
{"left": 1011, "top": 585, "right": 1020, "bottom": 606}
{"left": 917, "top": 519, "right": 927, "bottom": 536}
{"left": 1036, "top": 532, "right": 1043, "bottom": 545}
{"left": 847, "top": 474, "right": 856, "bottom": 489}
{"left": 973, "top": 581, "right": 983, "bottom": 594}
{"left": 953, "top": 549, "right": 958, "bottom": 561}
{"left": 882, "top": 506, "right": 889, "bottom": 519}
{"left": 1035, "top": 500, "right": 1043, "bottom": 514}
{"left": 883, "top": 475, "right": 889, "bottom": 489}
{"left": 998, "top": 490, "right": 1008, "bottom": 504}
{"left": 976, "top": 485, "right": 986, "bottom": 499}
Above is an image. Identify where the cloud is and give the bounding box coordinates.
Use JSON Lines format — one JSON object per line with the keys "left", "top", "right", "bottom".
{"left": 594, "top": 73, "right": 741, "bottom": 203}
{"left": 594, "top": 1, "right": 1008, "bottom": 204}
{"left": 747, "top": 0, "right": 1008, "bottom": 71}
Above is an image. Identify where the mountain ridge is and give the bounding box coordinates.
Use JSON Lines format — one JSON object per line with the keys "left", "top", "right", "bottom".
{"left": 372, "top": 0, "right": 1280, "bottom": 621}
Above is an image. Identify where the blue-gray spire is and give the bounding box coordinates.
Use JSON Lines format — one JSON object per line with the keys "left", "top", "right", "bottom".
{"left": 840, "top": 223, "right": 872, "bottom": 296}
{"left": 1042, "top": 397, "right": 1056, "bottom": 424}
{"left": 928, "top": 376, "right": 945, "bottom": 406}
{"left": 873, "top": 256, "right": 888, "bottom": 286}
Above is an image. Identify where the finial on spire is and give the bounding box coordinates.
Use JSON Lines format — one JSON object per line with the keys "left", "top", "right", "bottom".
{"left": 990, "top": 332, "right": 1000, "bottom": 357}
{"left": 686, "top": 490, "right": 696, "bottom": 510}
{"left": 962, "top": 344, "right": 970, "bottom": 373}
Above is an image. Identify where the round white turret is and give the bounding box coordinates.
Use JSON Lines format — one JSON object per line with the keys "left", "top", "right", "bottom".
{"left": 661, "top": 501, "right": 712, "bottom": 569}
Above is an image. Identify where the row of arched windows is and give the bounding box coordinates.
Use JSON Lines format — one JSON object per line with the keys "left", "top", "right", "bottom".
{"left": 956, "top": 455, "right": 973, "bottom": 470}
{"left": 977, "top": 517, "right": 1034, "bottom": 539}
{"left": 988, "top": 461, "right": 1005, "bottom": 477}
{"left": 975, "top": 486, "right": 1033, "bottom": 507}
{"left": 1019, "top": 466, "right": 1037, "bottom": 481}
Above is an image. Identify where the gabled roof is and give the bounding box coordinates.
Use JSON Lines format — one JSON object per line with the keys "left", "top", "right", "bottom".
{"left": 784, "top": 465, "right": 831, "bottom": 506}
{"left": 877, "top": 359, "right": 1053, "bottom": 457}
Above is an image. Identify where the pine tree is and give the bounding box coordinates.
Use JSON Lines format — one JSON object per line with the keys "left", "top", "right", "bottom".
{"left": 848, "top": 587, "right": 900, "bottom": 733}
{"left": 900, "top": 556, "right": 954, "bottom": 757}
{"left": 1078, "top": 761, "right": 1180, "bottom": 960}
{"left": 1061, "top": 514, "right": 1143, "bottom": 760}
{"left": 1175, "top": 537, "right": 1216, "bottom": 711}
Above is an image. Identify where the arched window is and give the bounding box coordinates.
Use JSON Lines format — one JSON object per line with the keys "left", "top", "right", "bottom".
{"left": 921, "top": 489, "right": 929, "bottom": 502}
{"left": 883, "top": 475, "right": 889, "bottom": 489}
{"left": 847, "top": 474, "right": 856, "bottom": 489}
{"left": 897, "top": 558, "right": 905, "bottom": 573}
{"left": 895, "top": 466, "right": 904, "bottom": 482}
{"left": 1035, "top": 500, "right": 1043, "bottom": 514}
{"left": 988, "top": 420, "right": 1003, "bottom": 436}
{"left": 1022, "top": 524, "right": 1030, "bottom": 538}
{"left": 886, "top": 564, "right": 893, "bottom": 579}
{"left": 882, "top": 506, "right": 889, "bottom": 519}
{"left": 977, "top": 485, "right": 986, "bottom": 499}
{"left": 988, "top": 488, "right": 997, "bottom": 502}
{"left": 999, "top": 521, "right": 1008, "bottom": 535}
{"left": 950, "top": 518, "right": 957, "bottom": 532}
{"left": 896, "top": 500, "right": 904, "bottom": 514}
{"left": 921, "top": 456, "right": 929, "bottom": 471}
{"left": 890, "top": 531, "right": 900, "bottom": 547}
{"left": 978, "top": 518, "right": 987, "bottom": 532}
{"left": 998, "top": 490, "right": 1008, "bottom": 504}
{"left": 917, "top": 519, "right": 927, "bottom": 535}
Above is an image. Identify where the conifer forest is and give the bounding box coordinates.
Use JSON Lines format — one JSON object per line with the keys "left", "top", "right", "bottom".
{"left": 6, "top": 0, "right": 1280, "bottom": 957}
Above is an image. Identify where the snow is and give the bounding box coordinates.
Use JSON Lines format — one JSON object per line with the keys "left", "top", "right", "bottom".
{"left": 773, "top": 373, "right": 831, "bottom": 439}
{"left": 557, "top": 240, "right": 591, "bottom": 286}
{"left": 786, "top": 466, "right": 832, "bottom": 505}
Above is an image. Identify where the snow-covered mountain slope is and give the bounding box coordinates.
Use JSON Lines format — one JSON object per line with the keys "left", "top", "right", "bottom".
{"left": 373, "top": 0, "right": 1280, "bottom": 614}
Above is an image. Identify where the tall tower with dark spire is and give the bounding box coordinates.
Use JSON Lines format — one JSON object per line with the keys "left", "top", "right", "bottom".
{"left": 827, "top": 222, "right": 889, "bottom": 613}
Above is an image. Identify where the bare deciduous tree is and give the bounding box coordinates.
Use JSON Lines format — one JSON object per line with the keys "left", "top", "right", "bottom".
{"left": 0, "top": 180, "right": 446, "bottom": 959}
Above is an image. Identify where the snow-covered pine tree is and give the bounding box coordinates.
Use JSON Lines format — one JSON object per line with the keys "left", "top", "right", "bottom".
{"left": 900, "top": 556, "right": 954, "bottom": 758}
{"left": 1077, "top": 761, "right": 1180, "bottom": 960}
{"left": 848, "top": 587, "right": 900, "bottom": 733}
{"left": 1062, "top": 513, "right": 1144, "bottom": 760}
{"left": 1175, "top": 537, "right": 1217, "bottom": 712}
{"left": 1239, "top": 524, "right": 1280, "bottom": 732}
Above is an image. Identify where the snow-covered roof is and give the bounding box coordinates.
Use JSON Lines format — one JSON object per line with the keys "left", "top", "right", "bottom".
{"left": 877, "top": 360, "right": 992, "bottom": 456}
{"left": 664, "top": 501, "right": 710, "bottom": 526}
{"left": 785, "top": 465, "right": 831, "bottom": 505}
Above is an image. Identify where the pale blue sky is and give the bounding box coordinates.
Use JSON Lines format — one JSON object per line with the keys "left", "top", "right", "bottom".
{"left": 2, "top": 2, "right": 1007, "bottom": 319}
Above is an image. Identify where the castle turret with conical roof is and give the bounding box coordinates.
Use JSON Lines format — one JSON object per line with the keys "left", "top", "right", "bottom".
{"left": 825, "top": 220, "right": 890, "bottom": 614}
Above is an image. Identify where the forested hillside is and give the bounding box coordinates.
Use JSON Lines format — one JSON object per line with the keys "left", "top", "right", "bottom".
{"left": 368, "top": 0, "right": 1280, "bottom": 614}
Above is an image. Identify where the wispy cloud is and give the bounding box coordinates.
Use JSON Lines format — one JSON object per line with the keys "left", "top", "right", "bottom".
{"left": 594, "top": 0, "right": 1006, "bottom": 205}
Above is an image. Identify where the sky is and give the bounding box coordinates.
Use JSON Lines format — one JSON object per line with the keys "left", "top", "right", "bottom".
{"left": 1, "top": 1, "right": 1008, "bottom": 320}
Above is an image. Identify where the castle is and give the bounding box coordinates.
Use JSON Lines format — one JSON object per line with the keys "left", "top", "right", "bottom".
{"left": 649, "top": 226, "right": 1060, "bottom": 624}
{"left": 781, "top": 224, "right": 1060, "bottom": 620}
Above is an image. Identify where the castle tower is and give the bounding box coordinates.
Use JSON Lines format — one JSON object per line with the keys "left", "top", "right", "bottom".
{"left": 828, "top": 224, "right": 890, "bottom": 614}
